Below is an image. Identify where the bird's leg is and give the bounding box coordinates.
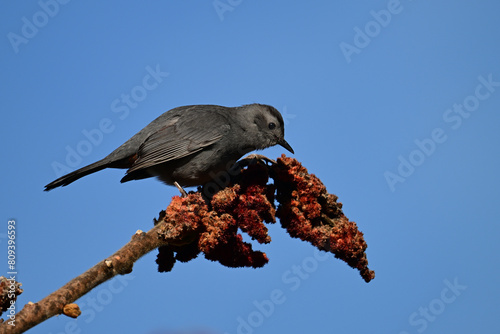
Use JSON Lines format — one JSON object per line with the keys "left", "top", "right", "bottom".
{"left": 174, "top": 181, "right": 188, "bottom": 198}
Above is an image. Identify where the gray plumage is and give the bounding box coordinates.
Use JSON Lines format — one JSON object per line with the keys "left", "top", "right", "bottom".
{"left": 44, "top": 104, "right": 293, "bottom": 191}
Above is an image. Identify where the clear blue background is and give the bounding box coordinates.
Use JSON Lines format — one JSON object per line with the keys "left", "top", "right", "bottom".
{"left": 2, "top": 1, "right": 500, "bottom": 333}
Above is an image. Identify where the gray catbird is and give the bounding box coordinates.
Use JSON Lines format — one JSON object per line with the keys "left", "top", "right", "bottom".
{"left": 44, "top": 104, "right": 294, "bottom": 191}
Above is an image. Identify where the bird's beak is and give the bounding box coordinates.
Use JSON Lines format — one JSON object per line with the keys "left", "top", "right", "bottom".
{"left": 278, "top": 138, "right": 294, "bottom": 154}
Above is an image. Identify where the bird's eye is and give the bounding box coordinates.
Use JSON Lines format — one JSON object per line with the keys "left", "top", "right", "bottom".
{"left": 268, "top": 122, "right": 276, "bottom": 130}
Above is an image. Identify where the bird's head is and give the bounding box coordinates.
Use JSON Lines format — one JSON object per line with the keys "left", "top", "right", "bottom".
{"left": 240, "top": 104, "right": 294, "bottom": 154}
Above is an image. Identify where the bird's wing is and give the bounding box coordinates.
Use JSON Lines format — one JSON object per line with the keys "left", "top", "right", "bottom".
{"left": 126, "top": 113, "right": 227, "bottom": 173}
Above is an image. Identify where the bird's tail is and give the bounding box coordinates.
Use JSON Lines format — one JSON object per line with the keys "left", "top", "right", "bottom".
{"left": 44, "top": 159, "right": 110, "bottom": 191}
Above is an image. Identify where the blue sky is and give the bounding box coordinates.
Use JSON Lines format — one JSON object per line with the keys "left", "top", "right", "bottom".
{"left": 2, "top": 1, "right": 500, "bottom": 333}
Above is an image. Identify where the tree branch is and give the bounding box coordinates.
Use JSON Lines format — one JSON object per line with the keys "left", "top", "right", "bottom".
{"left": 1, "top": 224, "right": 168, "bottom": 333}
{"left": 0, "top": 155, "right": 375, "bottom": 333}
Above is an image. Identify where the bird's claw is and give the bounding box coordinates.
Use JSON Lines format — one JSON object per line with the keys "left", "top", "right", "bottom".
{"left": 240, "top": 154, "right": 276, "bottom": 166}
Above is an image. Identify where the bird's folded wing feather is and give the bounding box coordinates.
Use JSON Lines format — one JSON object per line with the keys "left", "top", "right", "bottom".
{"left": 126, "top": 116, "right": 227, "bottom": 173}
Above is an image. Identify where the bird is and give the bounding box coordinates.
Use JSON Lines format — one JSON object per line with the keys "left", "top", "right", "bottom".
{"left": 44, "top": 104, "right": 294, "bottom": 191}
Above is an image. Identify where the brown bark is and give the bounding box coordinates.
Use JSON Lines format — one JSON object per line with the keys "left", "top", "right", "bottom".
{"left": 0, "top": 224, "right": 167, "bottom": 334}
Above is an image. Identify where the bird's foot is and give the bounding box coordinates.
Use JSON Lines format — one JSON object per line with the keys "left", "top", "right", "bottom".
{"left": 239, "top": 154, "right": 276, "bottom": 166}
